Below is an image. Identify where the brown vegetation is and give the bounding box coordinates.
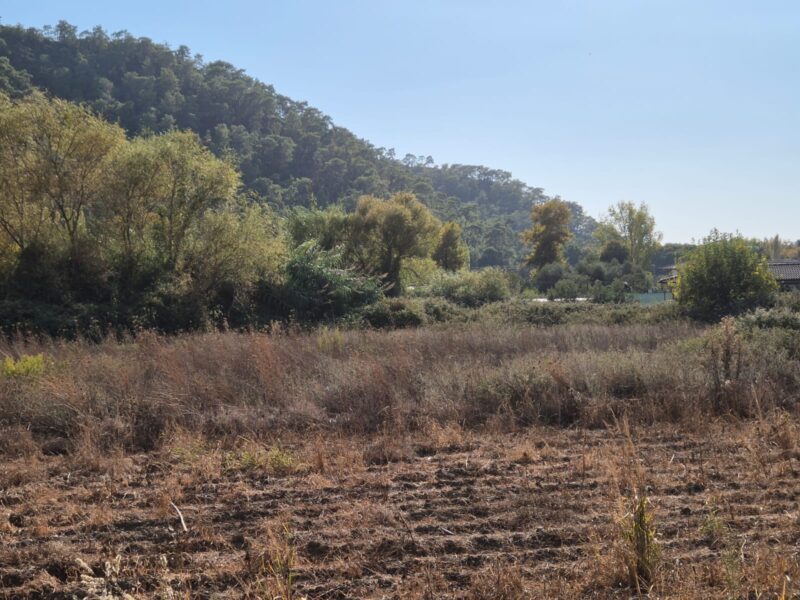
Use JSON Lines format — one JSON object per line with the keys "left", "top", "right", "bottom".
{"left": 0, "top": 319, "right": 799, "bottom": 597}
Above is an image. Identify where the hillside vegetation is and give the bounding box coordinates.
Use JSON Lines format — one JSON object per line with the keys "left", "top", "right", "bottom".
{"left": 0, "top": 21, "right": 601, "bottom": 269}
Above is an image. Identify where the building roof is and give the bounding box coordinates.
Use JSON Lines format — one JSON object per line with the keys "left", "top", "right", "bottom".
{"left": 768, "top": 260, "right": 800, "bottom": 282}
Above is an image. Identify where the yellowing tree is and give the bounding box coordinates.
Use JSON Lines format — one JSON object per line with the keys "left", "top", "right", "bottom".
{"left": 184, "top": 204, "right": 287, "bottom": 299}
{"left": 97, "top": 136, "right": 166, "bottom": 267}
{"left": 26, "top": 93, "right": 124, "bottom": 255}
{"left": 432, "top": 221, "right": 469, "bottom": 271}
{"left": 521, "top": 199, "right": 572, "bottom": 269}
{"left": 0, "top": 94, "right": 48, "bottom": 253}
{"left": 346, "top": 192, "right": 440, "bottom": 295}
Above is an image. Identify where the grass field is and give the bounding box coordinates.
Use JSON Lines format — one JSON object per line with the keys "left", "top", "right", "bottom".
{"left": 1, "top": 315, "right": 799, "bottom": 598}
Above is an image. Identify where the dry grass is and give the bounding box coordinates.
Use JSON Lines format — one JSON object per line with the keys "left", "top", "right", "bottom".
{"left": 0, "top": 418, "right": 798, "bottom": 598}
{"left": 0, "top": 318, "right": 799, "bottom": 598}
{"left": 3, "top": 319, "right": 795, "bottom": 458}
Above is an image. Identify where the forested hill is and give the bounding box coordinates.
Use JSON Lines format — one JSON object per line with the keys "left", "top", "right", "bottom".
{"left": 0, "top": 21, "right": 596, "bottom": 266}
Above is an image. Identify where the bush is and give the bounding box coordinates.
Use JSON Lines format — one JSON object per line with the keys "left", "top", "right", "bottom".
{"left": 737, "top": 308, "right": 800, "bottom": 332}
{"left": 590, "top": 280, "right": 630, "bottom": 304}
{"left": 547, "top": 278, "right": 581, "bottom": 301}
{"left": 1, "top": 353, "right": 47, "bottom": 378}
{"left": 532, "top": 262, "right": 565, "bottom": 292}
{"left": 357, "top": 298, "right": 427, "bottom": 329}
{"left": 775, "top": 291, "right": 800, "bottom": 312}
{"left": 478, "top": 298, "right": 682, "bottom": 327}
{"left": 421, "top": 298, "right": 469, "bottom": 323}
{"left": 673, "top": 232, "right": 778, "bottom": 320}
{"left": 282, "top": 242, "right": 382, "bottom": 321}
{"left": 425, "top": 268, "right": 511, "bottom": 307}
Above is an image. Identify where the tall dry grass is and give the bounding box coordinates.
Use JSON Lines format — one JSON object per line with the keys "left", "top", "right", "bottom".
{"left": 0, "top": 319, "right": 797, "bottom": 455}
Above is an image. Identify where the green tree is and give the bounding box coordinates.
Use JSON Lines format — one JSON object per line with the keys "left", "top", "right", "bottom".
{"left": 0, "top": 22, "right": 604, "bottom": 266}
{"left": 286, "top": 205, "right": 349, "bottom": 250}
{"left": 595, "top": 201, "right": 662, "bottom": 269}
{"left": 0, "top": 92, "right": 125, "bottom": 257}
{"left": 0, "top": 57, "right": 32, "bottom": 97}
{"left": 149, "top": 131, "right": 240, "bottom": 270}
{"left": 600, "top": 239, "right": 630, "bottom": 264}
{"left": 0, "top": 93, "right": 54, "bottom": 253}
{"left": 432, "top": 222, "right": 469, "bottom": 271}
{"left": 521, "top": 199, "right": 573, "bottom": 269}
{"left": 96, "top": 136, "right": 165, "bottom": 268}
{"left": 283, "top": 241, "right": 381, "bottom": 320}
{"left": 346, "top": 192, "right": 440, "bottom": 295}
{"left": 673, "top": 231, "right": 778, "bottom": 320}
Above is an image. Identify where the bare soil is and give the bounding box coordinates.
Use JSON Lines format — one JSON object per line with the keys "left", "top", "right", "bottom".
{"left": 1, "top": 419, "right": 799, "bottom": 599}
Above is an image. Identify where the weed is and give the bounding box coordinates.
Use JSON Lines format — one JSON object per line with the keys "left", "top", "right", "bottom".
{"left": 223, "top": 441, "right": 299, "bottom": 476}
{"left": 619, "top": 491, "right": 661, "bottom": 592}
{"left": 467, "top": 561, "right": 530, "bottom": 599}
{"left": 0, "top": 353, "right": 47, "bottom": 378}
{"left": 703, "top": 317, "right": 745, "bottom": 412}
{"left": 316, "top": 326, "right": 345, "bottom": 355}
{"left": 700, "top": 500, "right": 741, "bottom": 595}
{"left": 247, "top": 522, "right": 299, "bottom": 600}
{"left": 267, "top": 447, "right": 297, "bottom": 475}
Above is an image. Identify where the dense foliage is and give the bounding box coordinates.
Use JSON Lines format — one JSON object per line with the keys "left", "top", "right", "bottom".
{"left": 0, "top": 92, "right": 482, "bottom": 334}
{"left": 521, "top": 199, "right": 573, "bottom": 268}
{"left": 0, "top": 21, "right": 598, "bottom": 268}
{"left": 673, "top": 232, "right": 778, "bottom": 320}
{"left": 0, "top": 92, "right": 286, "bottom": 335}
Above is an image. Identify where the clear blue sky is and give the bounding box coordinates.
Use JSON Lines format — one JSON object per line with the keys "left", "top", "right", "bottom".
{"left": 2, "top": 1, "right": 799, "bottom": 243}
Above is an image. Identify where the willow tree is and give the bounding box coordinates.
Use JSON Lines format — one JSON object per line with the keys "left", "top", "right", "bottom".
{"left": 97, "top": 136, "right": 165, "bottom": 269}
{"left": 149, "top": 131, "right": 240, "bottom": 271}
{"left": 0, "top": 93, "right": 50, "bottom": 253}
{"left": 0, "top": 92, "right": 125, "bottom": 257}
{"left": 346, "top": 192, "right": 440, "bottom": 295}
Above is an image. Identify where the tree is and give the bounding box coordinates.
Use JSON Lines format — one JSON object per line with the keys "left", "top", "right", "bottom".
{"left": 673, "top": 231, "right": 778, "bottom": 320}
{"left": 96, "top": 136, "right": 165, "bottom": 268}
{"left": 149, "top": 131, "right": 240, "bottom": 270}
{"left": 0, "top": 92, "right": 125, "bottom": 258}
{"left": 182, "top": 204, "right": 286, "bottom": 310}
{"left": 600, "top": 239, "right": 630, "bottom": 264}
{"left": 346, "top": 192, "right": 440, "bottom": 295}
{"left": 286, "top": 205, "right": 349, "bottom": 250}
{"left": 0, "top": 93, "right": 53, "bottom": 253}
{"left": 595, "top": 201, "right": 662, "bottom": 269}
{"left": 532, "top": 262, "right": 565, "bottom": 292}
{"left": 432, "top": 222, "right": 469, "bottom": 271}
{"left": 282, "top": 241, "right": 381, "bottom": 320}
{"left": 521, "top": 199, "right": 573, "bottom": 269}
{"left": 0, "top": 57, "right": 32, "bottom": 97}
{"left": 0, "top": 22, "right": 592, "bottom": 266}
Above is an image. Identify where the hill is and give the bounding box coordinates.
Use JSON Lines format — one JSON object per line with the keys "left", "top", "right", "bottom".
{"left": 0, "top": 20, "right": 596, "bottom": 267}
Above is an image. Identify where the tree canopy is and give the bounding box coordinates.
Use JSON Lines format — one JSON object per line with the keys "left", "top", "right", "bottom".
{"left": 595, "top": 201, "right": 662, "bottom": 270}
{"left": 673, "top": 231, "right": 778, "bottom": 320}
{"left": 521, "top": 199, "right": 573, "bottom": 269}
{"left": 433, "top": 222, "right": 470, "bottom": 271}
{"left": 0, "top": 22, "right": 598, "bottom": 267}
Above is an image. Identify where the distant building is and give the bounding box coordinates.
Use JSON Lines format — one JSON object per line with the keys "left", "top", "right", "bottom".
{"left": 656, "top": 265, "right": 678, "bottom": 298}
{"left": 768, "top": 260, "right": 800, "bottom": 290}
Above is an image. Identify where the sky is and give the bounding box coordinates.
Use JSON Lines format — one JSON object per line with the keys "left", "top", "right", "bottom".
{"left": 2, "top": 0, "right": 799, "bottom": 243}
